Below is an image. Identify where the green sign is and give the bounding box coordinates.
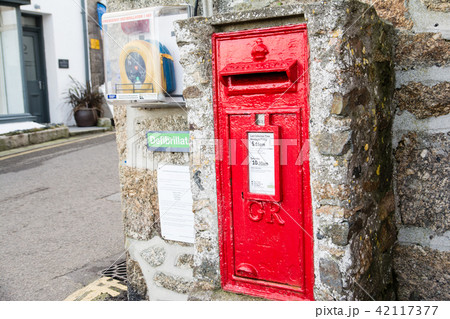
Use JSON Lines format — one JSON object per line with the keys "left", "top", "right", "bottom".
{"left": 146, "top": 131, "right": 190, "bottom": 152}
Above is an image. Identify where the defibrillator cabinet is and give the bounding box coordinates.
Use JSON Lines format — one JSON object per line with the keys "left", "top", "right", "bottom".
{"left": 102, "top": 6, "right": 190, "bottom": 105}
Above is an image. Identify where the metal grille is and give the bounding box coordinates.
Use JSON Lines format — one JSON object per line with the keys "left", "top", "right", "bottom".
{"left": 101, "top": 260, "right": 127, "bottom": 283}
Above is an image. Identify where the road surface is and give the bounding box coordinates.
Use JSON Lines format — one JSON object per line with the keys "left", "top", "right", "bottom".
{"left": 0, "top": 132, "right": 124, "bottom": 300}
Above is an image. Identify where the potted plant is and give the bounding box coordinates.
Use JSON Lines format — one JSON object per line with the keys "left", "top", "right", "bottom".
{"left": 65, "top": 76, "right": 104, "bottom": 127}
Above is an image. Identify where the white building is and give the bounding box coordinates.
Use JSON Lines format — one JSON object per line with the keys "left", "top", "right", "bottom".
{"left": 0, "top": 0, "right": 106, "bottom": 128}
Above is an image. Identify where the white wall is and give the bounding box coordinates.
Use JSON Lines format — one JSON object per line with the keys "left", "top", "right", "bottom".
{"left": 21, "top": 0, "right": 88, "bottom": 125}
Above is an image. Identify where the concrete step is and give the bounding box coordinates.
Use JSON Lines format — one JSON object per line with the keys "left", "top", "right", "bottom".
{"left": 68, "top": 126, "right": 112, "bottom": 137}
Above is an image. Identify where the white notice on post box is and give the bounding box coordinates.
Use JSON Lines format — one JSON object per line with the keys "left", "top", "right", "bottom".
{"left": 248, "top": 132, "right": 275, "bottom": 195}
{"left": 157, "top": 165, "right": 194, "bottom": 243}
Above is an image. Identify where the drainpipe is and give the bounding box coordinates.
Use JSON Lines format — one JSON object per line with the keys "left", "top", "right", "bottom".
{"left": 81, "top": 0, "right": 91, "bottom": 85}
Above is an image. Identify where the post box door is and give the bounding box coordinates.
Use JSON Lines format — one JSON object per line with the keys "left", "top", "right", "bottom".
{"left": 230, "top": 113, "right": 304, "bottom": 287}
{"left": 213, "top": 24, "right": 313, "bottom": 300}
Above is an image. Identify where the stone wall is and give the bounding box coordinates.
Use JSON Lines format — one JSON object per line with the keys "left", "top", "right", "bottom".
{"left": 108, "top": 0, "right": 196, "bottom": 11}
{"left": 359, "top": 0, "right": 450, "bottom": 301}
{"left": 109, "top": 0, "right": 449, "bottom": 301}
{"left": 175, "top": 0, "right": 395, "bottom": 300}
{"left": 118, "top": 106, "right": 195, "bottom": 300}
{"left": 211, "top": 0, "right": 450, "bottom": 301}
{"left": 108, "top": 0, "right": 197, "bottom": 301}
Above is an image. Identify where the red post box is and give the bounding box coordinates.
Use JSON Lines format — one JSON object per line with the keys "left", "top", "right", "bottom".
{"left": 212, "top": 25, "right": 314, "bottom": 300}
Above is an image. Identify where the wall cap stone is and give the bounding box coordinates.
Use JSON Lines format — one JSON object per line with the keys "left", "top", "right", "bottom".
{"left": 210, "top": 4, "right": 307, "bottom": 26}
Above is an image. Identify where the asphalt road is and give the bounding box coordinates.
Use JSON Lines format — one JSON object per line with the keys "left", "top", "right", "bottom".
{"left": 0, "top": 133, "right": 124, "bottom": 300}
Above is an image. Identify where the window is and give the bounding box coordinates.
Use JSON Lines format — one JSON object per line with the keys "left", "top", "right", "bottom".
{"left": 0, "top": 5, "right": 25, "bottom": 116}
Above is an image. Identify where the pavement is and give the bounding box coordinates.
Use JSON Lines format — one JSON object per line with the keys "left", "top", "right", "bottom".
{"left": 0, "top": 121, "right": 45, "bottom": 135}
{"left": 68, "top": 126, "right": 111, "bottom": 136}
{"left": 0, "top": 131, "right": 125, "bottom": 300}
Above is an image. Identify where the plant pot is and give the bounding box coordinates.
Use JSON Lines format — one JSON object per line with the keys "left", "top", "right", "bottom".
{"left": 74, "top": 108, "right": 98, "bottom": 127}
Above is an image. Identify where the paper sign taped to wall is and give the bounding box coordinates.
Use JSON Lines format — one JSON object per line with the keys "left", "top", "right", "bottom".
{"left": 248, "top": 132, "right": 275, "bottom": 195}
{"left": 157, "top": 165, "right": 194, "bottom": 243}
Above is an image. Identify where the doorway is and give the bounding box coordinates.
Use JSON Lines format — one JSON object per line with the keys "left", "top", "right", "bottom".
{"left": 22, "top": 14, "right": 49, "bottom": 123}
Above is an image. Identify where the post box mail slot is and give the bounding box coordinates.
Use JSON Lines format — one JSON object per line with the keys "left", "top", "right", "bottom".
{"left": 220, "top": 59, "right": 299, "bottom": 95}
{"left": 213, "top": 25, "right": 314, "bottom": 301}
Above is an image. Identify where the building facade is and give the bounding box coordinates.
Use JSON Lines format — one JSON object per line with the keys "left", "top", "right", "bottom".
{"left": 0, "top": 0, "right": 106, "bottom": 127}
{"left": 0, "top": 0, "right": 32, "bottom": 123}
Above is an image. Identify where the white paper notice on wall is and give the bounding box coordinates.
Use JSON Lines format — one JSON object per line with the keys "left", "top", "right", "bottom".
{"left": 157, "top": 164, "right": 194, "bottom": 243}
{"left": 248, "top": 132, "right": 275, "bottom": 195}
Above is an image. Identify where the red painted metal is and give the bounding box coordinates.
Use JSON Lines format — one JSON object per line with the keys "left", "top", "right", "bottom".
{"left": 212, "top": 24, "right": 314, "bottom": 301}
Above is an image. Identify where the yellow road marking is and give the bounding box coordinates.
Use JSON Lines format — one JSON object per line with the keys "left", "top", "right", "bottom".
{"left": 64, "top": 277, "right": 127, "bottom": 301}
{"left": 0, "top": 132, "right": 115, "bottom": 161}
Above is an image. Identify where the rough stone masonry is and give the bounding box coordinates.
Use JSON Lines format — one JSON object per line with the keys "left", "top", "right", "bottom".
{"left": 108, "top": 0, "right": 449, "bottom": 300}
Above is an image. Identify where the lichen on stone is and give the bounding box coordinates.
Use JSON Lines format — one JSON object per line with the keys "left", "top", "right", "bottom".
{"left": 396, "top": 82, "right": 450, "bottom": 119}
{"left": 394, "top": 132, "right": 450, "bottom": 233}
{"left": 126, "top": 254, "right": 148, "bottom": 300}
{"left": 360, "top": 0, "right": 414, "bottom": 29}
{"left": 141, "top": 246, "right": 166, "bottom": 267}
{"left": 395, "top": 31, "right": 450, "bottom": 69}
{"left": 420, "top": 0, "right": 450, "bottom": 13}
{"left": 153, "top": 272, "right": 193, "bottom": 294}
{"left": 394, "top": 244, "right": 450, "bottom": 300}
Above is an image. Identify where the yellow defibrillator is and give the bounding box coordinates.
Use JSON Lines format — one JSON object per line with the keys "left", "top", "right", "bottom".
{"left": 118, "top": 40, "right": 175, "bottom": 94}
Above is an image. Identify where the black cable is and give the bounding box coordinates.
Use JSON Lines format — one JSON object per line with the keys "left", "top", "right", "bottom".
{"left": 194, "top": 0, "right": 199, "bottom": 16}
